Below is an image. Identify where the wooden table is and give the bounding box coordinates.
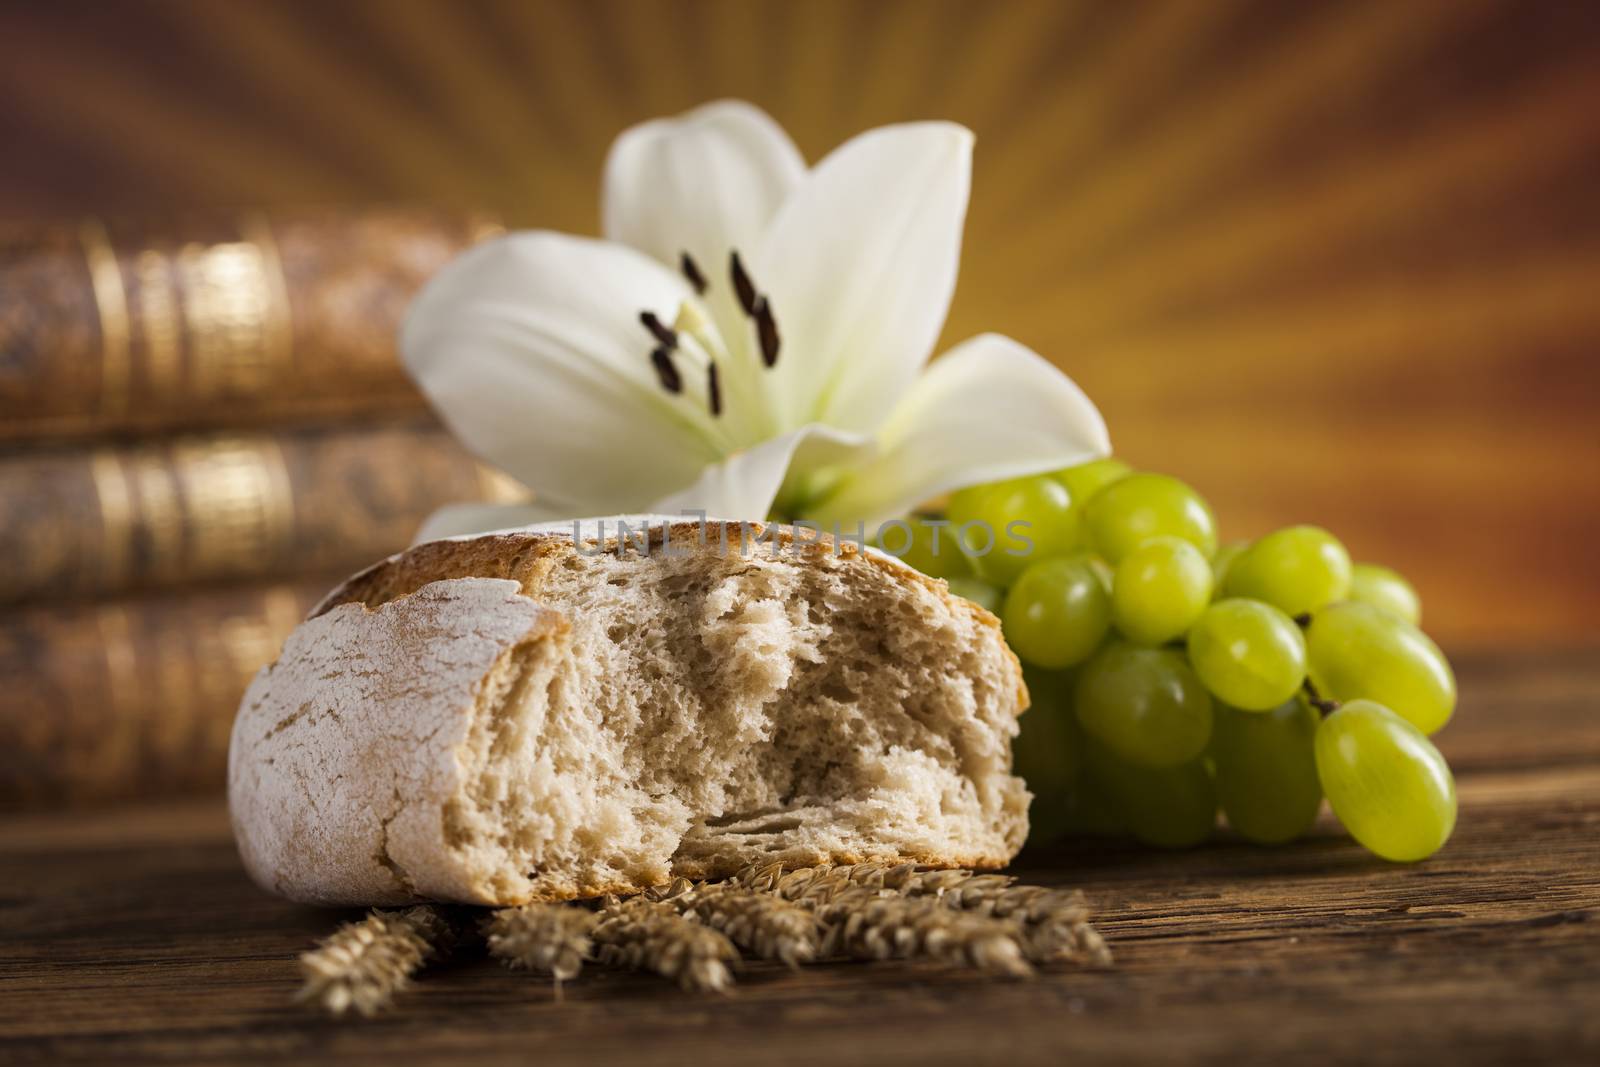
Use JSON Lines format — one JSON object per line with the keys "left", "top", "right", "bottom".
{"left": 3, "top": 647, "right": 1597, "bottom": 1065}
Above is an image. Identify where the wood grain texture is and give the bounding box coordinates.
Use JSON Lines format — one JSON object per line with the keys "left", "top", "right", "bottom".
{"left": 1, "top": 647, "right": 1596, "bottom": 1065}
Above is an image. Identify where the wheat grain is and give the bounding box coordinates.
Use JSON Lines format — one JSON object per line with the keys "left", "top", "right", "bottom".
{"left": 645, "top": 876, "right": 818, "bottom": 966}
{"left": 591, "top": 896, "right": 740, "bottom": 994}
{"left": 484, "top": 904, "right": 598, "bottom": 988}
{"left": 296, "top": 906, "right": 448, "bottom": 1017}
{"left": 741, "top": 861, "right": 1112, "bottom": 969}
{"left": 896, "top": 871, "right": 1112, "bottom": 967}
{"left": 813, "top": 886, "right": 1033, "bottom": 977}
{"left": 300, "top": 863, "right": 1110, "bottom": 1012}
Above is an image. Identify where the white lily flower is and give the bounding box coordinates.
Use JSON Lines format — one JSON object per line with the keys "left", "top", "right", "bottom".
{"left": 405, "top": 100, "right": 1109, "bottom": 540}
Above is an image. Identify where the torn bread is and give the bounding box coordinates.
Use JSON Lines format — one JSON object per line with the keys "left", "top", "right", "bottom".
{"left": 228, "top": 518, "right": 1030, "bottom": 906}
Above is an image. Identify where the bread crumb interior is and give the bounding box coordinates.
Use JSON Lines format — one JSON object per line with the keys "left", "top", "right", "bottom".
{"left": 445, "top": 542, "right": 1027, "bottom": 899}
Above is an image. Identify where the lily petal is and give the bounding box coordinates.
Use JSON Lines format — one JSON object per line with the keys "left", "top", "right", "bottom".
{"left": 805, "top": 334, "right": 1110, "bottom": 528}
{"left": 755, "top": 122, "right": 972, "bottom": 434}
{"left": 412, "top": 501, "right": 572, "bottom": 544}
{"left": 403, "top": 232, "right": 725, "bottom": 516}
{"left": 650, "top": 423, "right": 872, "bottom": 521}
{"left": 604, "top": 100, "right": 806, "bottom": 277}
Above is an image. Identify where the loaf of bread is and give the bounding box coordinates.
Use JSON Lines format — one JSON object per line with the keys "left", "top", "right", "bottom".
{"left": 228, "top": 518, "right": 1029, "bottom": 906}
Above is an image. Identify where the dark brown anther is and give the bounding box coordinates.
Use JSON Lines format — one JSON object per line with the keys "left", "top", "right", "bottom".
{"left": 650, "top": 346, "right": 682, "bottom": 394}
{"left": 755, "top": 297, "right": 780, "bottom": 367}
{"left": 640, "top": 310, "right": 678, "bottom": 348}
{"left": 707, "top": 362, "right": 723, "bottom": 417}
{"left": 729, "top": 251, "right": 759, "bottom": 316}
{"left": 680, "top": 252, "right": 708, "bottom": 295}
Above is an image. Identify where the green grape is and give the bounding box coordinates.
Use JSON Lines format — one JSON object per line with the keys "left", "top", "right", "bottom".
{"left": 1211, "top": 540, "right": 1249, "bottom": 593}
{"left": 1001, "top": 557, "right": 1111, "bottom": 670}
{"left": 1081, "top": 473, "right": 1218, "bottom": 564}
{"left": 946, "top": 576, "right": 1003, "bottom": 613}
{"left": 1014, "top": 666, "right": 1083, "bottom": 793}
{"left": 947, "top": 474, "right": 1079, "bottom": 586}
{"left": 1074, "top": 641, "right": 1213, "bottom": 767}
{"left": 1211, "top": 701, "right": 1323, "bottom": 844}
{"left": 1024, "top": 786, "right": 1076, "bottom": 846}
{"left": 1349, "top": 562, "right": 1422, "bottom": 625}
{"left": 1051, "top": 458, "right": 1131, "bottom": 505}
{"left": 882, "top": 515, "right": 973, "bottom": 580}
{"left": 1223, "top": 525, "right": 1352, "bottom": 616}
{"left": 1057, "top": 781, "right": 1128, "bottom": 837}
{"left": 1186, "top": 599, "right": 1308, "bottom": 711}
{"left": 1305, "top": 601, "right": 1455, "bottom": 734}
{"left": 1085, "top": 739, "right": 1216, "bottom": 848}
{"left": 1079, "top": 552, "right": 1114, "bottom": 593}
{"left": 1315, "top": 699, "right": 1456, "bottom": 862}
{"left": 1015, "top": 666, "right": 1084, "bottom": 846}
{"left": 1111, "top": 537, "right": 1213, "bottom": 645}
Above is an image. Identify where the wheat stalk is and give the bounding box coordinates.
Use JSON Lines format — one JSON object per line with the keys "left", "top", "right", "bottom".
{"left": 299, "top": 862, "right": 1110, "bottom": 1012}
{"left": 590, "top": 895, "right": 740, "bottom": 994}
{"left": 645, "top": 875, "right": 819, "bottom": 967}
{"left": 742, "top": 861, "right": 1112, "bottom": 968}
{"left": 812, "top": 885, "right": 1034, "bottom": 977}
{"left": 296, "top": 906, "right": 450, "bottom": 1017}
{"left": 484, "top": 904, "right": 598, "bottom": 990}
{"left": 929, "top": 878, "right": 1112, "bottom": 966}
{"left": 877, "top": 867, "right": 1112, "bottom": 966}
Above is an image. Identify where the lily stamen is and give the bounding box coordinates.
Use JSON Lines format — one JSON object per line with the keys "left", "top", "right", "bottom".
{"left": 729, "top": 251, "right": 759, "bottom": 316}
{"left": 641, "top": 310, "right": 678, "bottom": 349}
{"left": 706, "top": 362, "right": 722, "bottom": 416}
{"left": 645, "top": 299, "right": 732, "bottom": 422}
{"left": 650, "top": 346, "right": 682, "bottom": 394}
{"left": 754, "top": 297, "right": 780, "bottom": 367}
{"left": 680, "top": 251, "right": 708, "bottom": 295}
{"left": 728, "top": 250, "right": 781, "bottom": 368}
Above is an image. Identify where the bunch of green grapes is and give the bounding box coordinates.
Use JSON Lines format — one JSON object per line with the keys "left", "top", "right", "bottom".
{"left": 889, "top": 461, "right": 1458, "bottom": 863}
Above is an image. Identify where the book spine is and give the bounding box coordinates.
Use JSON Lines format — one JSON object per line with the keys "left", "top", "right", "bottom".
{"left": 0, "top": 579, "right": 332, "bottom": 805}
{"left": 0, "top": 207, "right": 500, "bottom": 440}
{"left": 0, "top": 420, "right": 525, "bottom": 606}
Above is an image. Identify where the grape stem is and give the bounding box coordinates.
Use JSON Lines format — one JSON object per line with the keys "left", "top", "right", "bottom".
{"left": 1302, "top": 677, "right": 1340, "bottom": 717}
{"left": 1290, "top": 612, "right": 1337, "bottom": 714}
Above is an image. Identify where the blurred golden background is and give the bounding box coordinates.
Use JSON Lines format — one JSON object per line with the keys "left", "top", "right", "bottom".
{"left": 1, "top": 0, "right": 1596, "bottom": 653}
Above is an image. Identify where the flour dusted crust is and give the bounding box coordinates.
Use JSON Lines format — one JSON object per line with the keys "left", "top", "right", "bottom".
{"left": 229, "top": 580, "right": 568, "bottom": 904}
{"left": 230, "top": 518, "right": 1031, "bottom": 906}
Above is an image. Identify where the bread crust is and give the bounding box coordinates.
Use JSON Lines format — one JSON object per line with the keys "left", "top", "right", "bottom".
{"left": 313, "top": 518, "right": 1027, "bottom": 714}
{"left": 233, "top": 519, "right": 1029, "bottom": 905}
{"left": 229, "top": 578, "right": 568, "bottom": 905}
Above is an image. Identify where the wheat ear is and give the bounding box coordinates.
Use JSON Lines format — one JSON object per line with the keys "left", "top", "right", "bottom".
{"left": 296, "top": 906, "right": 450, "bottom": 1016}
{"left": 484, "top": 904, "right": 598, "bottom": 991}
{"left": 813, "top": 886, "right": 1034, "bottom": 977}
{"left": 591, "top": 896, "right": 740, "bottom": 994}
{"left": 917, "top": 876, "right": 1112, "bottom": 966}
{"left": 748, "top": 861, "right": 1112, "bottom": 969}
{"left": 852, "top": 866, "right": 1112, "bottom": 966}
{"left": 646, "top": 875, "right": 819, "bottom": 967}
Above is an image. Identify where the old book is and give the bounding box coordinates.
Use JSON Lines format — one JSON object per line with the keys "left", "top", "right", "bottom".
{"left": 0, "top": 419, "right": 526, "bottom": 606}
{"left": 0, "top": 578, "right": 334, "bottom": 805}
{"left": 0, "top": 207, "right": 499, "bottom": 440}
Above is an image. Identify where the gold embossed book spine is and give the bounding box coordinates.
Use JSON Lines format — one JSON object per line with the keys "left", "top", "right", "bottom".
{"left": 0, "top": 578, "right": 335, "bottom": 804}
{"left": 0, "top": 420, "right": 524, "bottom": 606}
{"left": 0, "top": 207, "right": 499, "bottom": 441}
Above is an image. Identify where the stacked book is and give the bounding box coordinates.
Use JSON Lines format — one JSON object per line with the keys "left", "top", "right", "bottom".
{"left": 0, "top": 208, "right": 523, "bottom": 806}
